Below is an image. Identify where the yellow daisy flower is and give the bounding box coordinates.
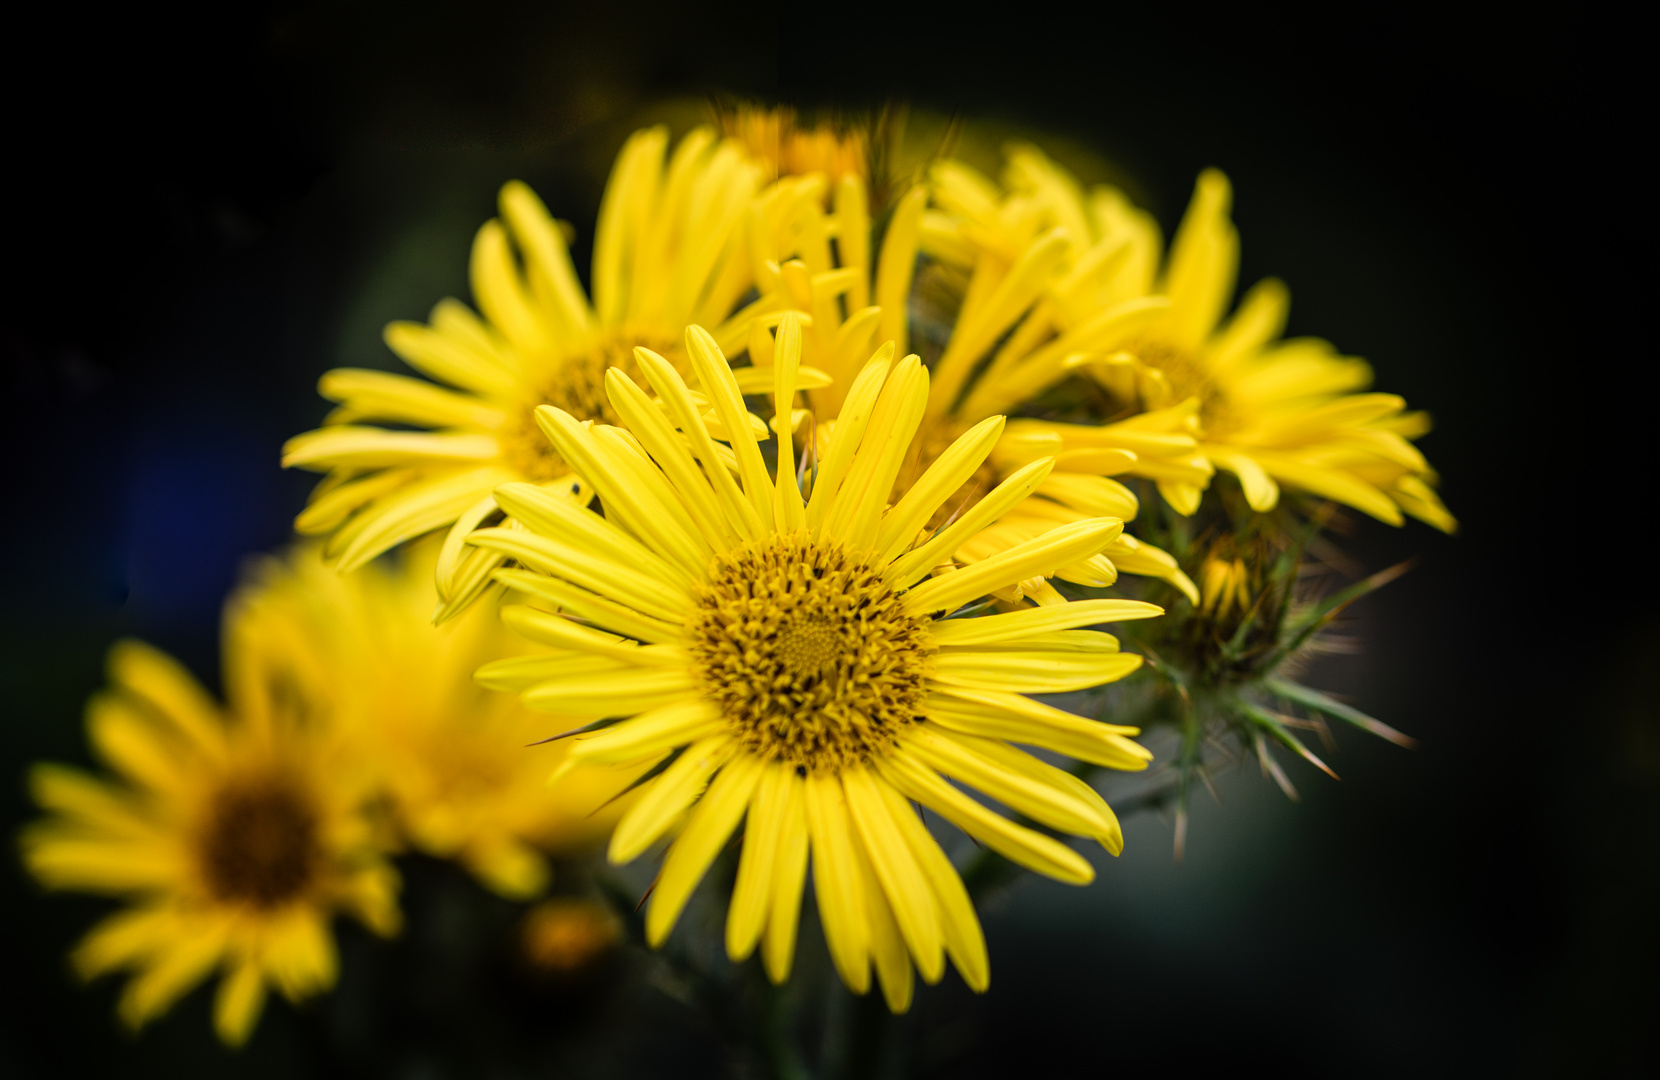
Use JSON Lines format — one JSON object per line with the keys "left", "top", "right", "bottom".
{"left": 282, "top": 126, "right": 768, "bottom": 617}
{"left": 745, "top": 167, "right": 1199, "bottom": 603}
{"left": 934, "top": 146, "right": 1455, "bottom": 531}
{"left": 464, "top": 316, "right": 1161, "bottom": 1011}
{"left": 240, "top": 542, "right": 647, "bottom": 902}
{"left": 20, "top": 609, "right": 399, "bottom": 1045}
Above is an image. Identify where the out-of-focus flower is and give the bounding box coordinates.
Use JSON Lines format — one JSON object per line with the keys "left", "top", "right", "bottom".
{"left": 721, "top": 104, "right": 866, "bottom": 187}
{"left": 241, "top": 542, "right": 645, "bottom": 901}
{"left": 937, "top": 147, "right": 1454, "bottom": 531}
{"left": 283, "top": 126, "right": 768, "bottom": 617}
{"left": 746, "top": 168, "right": 1198, "bottom": 604}
{"left": 20, "top": 625, "right": 399, "bottom": 1045}
{"left": 521, "top": 898, "right": 620, "bottom": 974}
{"left": 464, "top": 317, "right": 1160, "bottom": 1011}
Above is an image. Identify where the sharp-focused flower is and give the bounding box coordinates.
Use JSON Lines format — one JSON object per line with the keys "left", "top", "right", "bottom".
{"left": 745, "top": 168, "right": 1199, "bottom": 605}
{"left": 464, "top": 317, "right": 1161, "bottom": 1011}
{"left": 932, "top": 146, "right": 1454, "bottom": 531}
{"left": 20, "top": 611, "right": 400, "bottom": 1045}
{"left": 241, "top": 542, "right": 645, "bottom": 901}
{"left": 282, "top": 126, "right": 768, "bottom": 616}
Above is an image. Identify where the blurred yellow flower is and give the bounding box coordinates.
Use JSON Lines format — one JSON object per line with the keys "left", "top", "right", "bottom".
{"left": 283, "top": 126, "right": 769, "bottom": 617}
{"left": 521, "top": 898, "right": 621, "bottom": 974}
{"left": 936, "top": 146, "right": 1454, "bottom": 531}
{"left": 20, "top": 626, "right": 399, "bottom": 1046}
{"left": 721, "top": 104, "right": 866, "bottom": 187}
{"left": 746, "top": 167, "right": 1198, "bottom": 604}
{"left": 464, "top": 318, "right": 1159, "bottom": 1011}
{"left": 242, "top": 542, "right": 646, "bottom": 902}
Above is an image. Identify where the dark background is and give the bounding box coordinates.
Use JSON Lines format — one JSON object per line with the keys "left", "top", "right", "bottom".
{"left": 3, "top": 2, "right": 1652, "bottom": 1076}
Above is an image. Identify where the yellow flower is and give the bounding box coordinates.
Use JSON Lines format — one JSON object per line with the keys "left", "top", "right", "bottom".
{"left": 745, "top": 167, "right": 1199, "bottom": 603}
{"left": 721, "top": 103, "right": 866, "bottom": 187}
{"left": 240, "top": 542, "right": 647, "bottom": 901}
{"left": 20, "top": 621, "right": 399, "bottom": 1044}
{"left": 282, "top": 126, "right": 768, "bottom": 617}
{"left": 935, "top": 146, "right": 1455, "bottom": 531}
{"left": 464, "top": 317, "right": 1161, "bottom": 1011}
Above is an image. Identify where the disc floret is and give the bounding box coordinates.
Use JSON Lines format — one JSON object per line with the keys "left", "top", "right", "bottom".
{"left": 687, "top": 532, "right": 933, "bottom": 773}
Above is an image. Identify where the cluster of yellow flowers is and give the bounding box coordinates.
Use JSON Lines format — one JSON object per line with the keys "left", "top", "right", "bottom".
{"left": 23, "top": 109, "right": 1450, "bottom": 1043}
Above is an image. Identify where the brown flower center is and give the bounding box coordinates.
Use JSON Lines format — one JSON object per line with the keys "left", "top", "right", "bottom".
{"left": 1128, "top": 337, "right": 1236, "bottom": 436}
{"left": 686, "top": 533, "right": 933, "bottom": 773}
{"left": 198, "top": 776, "right": 322, "bottom": 908}
{"left": 498, "top": 336, "right": 678, "bottom": 482}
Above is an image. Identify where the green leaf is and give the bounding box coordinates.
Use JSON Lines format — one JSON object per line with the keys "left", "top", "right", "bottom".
{"left": 1266, "top": 678, "right": 1417, "bottom": 749}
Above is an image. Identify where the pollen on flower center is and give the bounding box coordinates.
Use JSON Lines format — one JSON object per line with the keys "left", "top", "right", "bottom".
{"left": 197, "top": 776, "right": 321, "bottom": 907}
{"left": 1131, "top": 337, "right": 1235, "bottom": 435}
{"left": 686, "top": 533, "right": 934, "bottom": 773}
{"left": 499, "top": 336, "right": 676, "bottom": 482}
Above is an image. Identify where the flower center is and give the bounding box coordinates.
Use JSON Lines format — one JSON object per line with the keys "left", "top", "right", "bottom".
{"left": 499, "top": 336, "right": 677, "bottom": 482}
{"left": 197, "top": 775, "right": 321, "bottom": 908}
{"left": 686, "top": 532, "right": 934, "bottom": 773}
{"left": 1130, "top": 337, "right": 1236, "bottom": 436}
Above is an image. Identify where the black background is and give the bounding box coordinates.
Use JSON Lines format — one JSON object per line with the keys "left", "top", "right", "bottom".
{"left": 2, "top": 2, "right": 1652, "bottom": 1076}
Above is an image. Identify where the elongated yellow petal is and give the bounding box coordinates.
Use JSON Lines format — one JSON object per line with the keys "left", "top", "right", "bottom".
{"left": 804, "top": 771, "right": 870, "bottom": 994}
{"left": 928, "top": 691, "right": 1151, "bottom": 771}
{"left": 825, "top": 356, "right": 928, "bottom": 551}
{"left": 326, "top": 466, "right": 512, "bottom": 572}
{"left": 877, "top": 752, "right": 1093, "bottom": 885}
{"left": 632, "top": 346, "right": 761, "bottom": 539}
{"left": 318, "top": 369, "right": 503, "bottom": 430}
{"left": 950, "top": 733, "right": 1124, "bottom": 854}
{"left": 931, "top": 650, "right": 1143, "bottom": 693}
{"left": 473, "top": 652, "right": 629, "bottom": 693}
{"left": 499, "top": 605, "right": 684, "bottom": 666}
{"left": 568, "top": 700, "right": 724, "bottom": 765}
{"left": 494, "top": 568, "right": 682, "bottom": 644}
{"left": 772, "top": 312, "right": 807, "bottom": 530}
{"left": 468, "top": 527, "right": 691, "bottom": 623}
{"left": 727, "top": 763, "right": 789, "bottom": 961}
{"left": 605, "top": 369, "right": 734, "bottom": 551}
{"left": 903, "top": 726, "right": 1115, "bottom": 838}
{"left": 873, "top": 778, "right": 989, "bottom": 992}
{"left": 520, "top": 667, "right": 697, "bottom": 717}
{"left": 804, "top": 344, "right": 894, "bottom": 528}
{"left": 282, "top": 428, "right": 498, "bottom": 472}
{"left": 843, "top": 767, "right": 944, "bottom": 984}
{"left": 903, "top": 518, "right": 1122, "bottom": 615}
{"left": 852, "top": 818, "right": 914, "bottom": 1012}
{"left": 608, "top": 737, "right": 735, "bottom": 863}
{"left": 762, "top": 769, "right": 810, "bottom": 984}
{"left": 884, "top": 457, "right": 1056, "bottom": 588}
{"left": 685, "top": 325, "right": 774, "bottom": 531}
{"left": 647, "top": 754, "right": 764, "bottom": 946}
{"left": 875, "top": 186, "right": 926, "bottom": 359}
{"left": 213, "top": 959, "right": 267, "bottom": 1047}
{"left": 877, "top": 415, "right": 1005, "bottom": 564}
{"left": 498, "top": 179, "right": 594, "bottom": 338}
{"left": 383, "top": 319, "right": 517, "bottom": 397}
{"left": 929, "top": 598, "right": 1163, "bottom": 646}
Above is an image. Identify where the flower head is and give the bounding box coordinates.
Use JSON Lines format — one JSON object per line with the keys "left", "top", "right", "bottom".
{"left": 282, "top": 126, "right": 767, "bottom": 616}
{"left": 241, "top": 542, "right": 644, "bottom": 900}
{"left": 933, "top": 146, "right": 1454, "bottom": 531}
{"left": 20, "top": 598, "right": 400, "bottom": 1045}
{"left": 465, "top": 316, "right": 1161, "bottom": 1010}
{"left": 745, "top": 168, "right": 1199, "bottom": 605}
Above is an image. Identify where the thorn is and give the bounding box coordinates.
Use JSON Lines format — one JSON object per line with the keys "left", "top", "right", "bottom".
{"left": 635, "top": 875, "right": 659, "bottom": 914}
